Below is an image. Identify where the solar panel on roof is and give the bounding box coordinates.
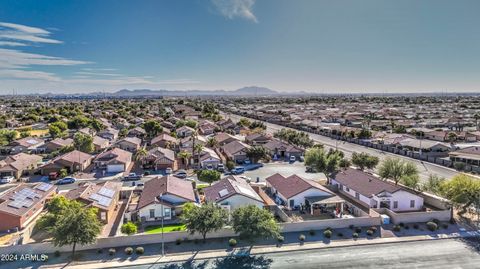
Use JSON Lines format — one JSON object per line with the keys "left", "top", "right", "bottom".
{"left": 8, "top": 201, "right": 22, "bottom": 209}
{"left": 35, "top": 183, "right": 53, "bottom": 192}
{"left": 89, "top": 193, "right": 103, "bottom": 201}
{"left": 98, "top": 187, "right": 115, "bottom": 198}
{"left": 18, "top": 188, "right": 38, "bottom": 199}
{"left": 218, "top": 189, "right": 229, "bottom": 197}
{"left": 97, "top": 196, "right": 112, "bottom": 207}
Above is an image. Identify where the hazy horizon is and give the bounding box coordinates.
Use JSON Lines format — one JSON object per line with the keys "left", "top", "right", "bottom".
{"left": 2, "top": 0, "right": 480, "bottom": 94}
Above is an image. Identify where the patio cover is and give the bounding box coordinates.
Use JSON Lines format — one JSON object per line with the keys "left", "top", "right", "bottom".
{"left": 306, "top": 195, "right": 345, "bottom": 205}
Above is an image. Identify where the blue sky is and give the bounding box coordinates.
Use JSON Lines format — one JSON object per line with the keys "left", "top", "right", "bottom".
{"left": 1, "top": 0, "right": 480, "bottom": 94}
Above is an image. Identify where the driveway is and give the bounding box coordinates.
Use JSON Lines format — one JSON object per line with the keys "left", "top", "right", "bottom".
{"left": 242, "top": 161, "right": 326, "bottom": 182}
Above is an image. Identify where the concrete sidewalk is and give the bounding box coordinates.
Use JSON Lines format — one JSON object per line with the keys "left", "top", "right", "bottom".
{"left": 39, "top": 230, "right": 480, "bottom": 269}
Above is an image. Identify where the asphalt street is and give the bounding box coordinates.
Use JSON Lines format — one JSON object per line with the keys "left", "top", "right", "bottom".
{"left": 225, "top": 113, "right": 460, "bottom": 182}
{"left": 119, "top": 239, "right": 480, "bottom": 269}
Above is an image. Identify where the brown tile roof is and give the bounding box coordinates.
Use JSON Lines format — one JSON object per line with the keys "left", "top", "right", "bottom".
{"left": 53, "top": 150, "right": 93, "bottom": 164}
{"left": 222, "top": 140, "right": 250, "bottom": 157}
{"left": 147, "top": 147, "right": 175, "bottom": 162}
{"left": 331, "top": 168, "right": 402, "bottom": 197}
{"left": 204, "top": 175, "right": 263, "bottom": 203}
{"left": 151, "top": 133, "right": 177, "bottom": 145}
{"left": 95, "top": 148, "right": 132, "bottom": 165}
{"left": 0, "top": 153, "right": 42, "bottom": 172}
{"left": 11, "top": 137, "right": 44, "bottom": 148}
{"left": 265, "top": 173, "right": 333, "bottom": 199}
{"left": 137, "top": 175, "right": 195, "bottom": 209}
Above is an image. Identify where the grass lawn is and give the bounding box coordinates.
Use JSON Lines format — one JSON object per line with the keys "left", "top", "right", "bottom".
{"left": 144, "top": 223, "right": 186, "bottom": 234}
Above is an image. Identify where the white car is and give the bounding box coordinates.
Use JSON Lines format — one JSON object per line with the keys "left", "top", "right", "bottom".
{"left": 239, "top": 175, "right": 252, "bottom": 182}
{"left": 165, "top": 168, "right": 173, "bottom": 174}
{"left": 0, "top": 176, "right": 15, "bottom": 184}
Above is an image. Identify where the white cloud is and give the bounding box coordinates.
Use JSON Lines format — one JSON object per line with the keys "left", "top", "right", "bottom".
{"left": 0, "top": 69, "right": 60, "bottom": 81}
{"left": 0, "top": 41, "right": 26, "bottom": 47}
{"left": 0, "top": 22, "right": 62, "bottom": 44}
{"left": 0, "top": 49, "right": 90, "bottom": 69}
{"left": 212, "top": 0, "right": 258, "bottom": 23}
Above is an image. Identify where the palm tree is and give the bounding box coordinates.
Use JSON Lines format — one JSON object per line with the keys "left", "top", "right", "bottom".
{"left": 178, "top": 150, "right": 192, "bottom": 168}
{"left": 207, "top": 137, "right": 218, "bottom": 148}
{"left": 134, "top": 147, "right": 148, "bottom": 166}
{"left": 245, "top": 146, "right": 268, "bottom": 163}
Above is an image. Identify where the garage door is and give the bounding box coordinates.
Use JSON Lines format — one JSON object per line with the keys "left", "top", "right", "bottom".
{"left": 107, "top": 164, "right": 124, "bottom": 173}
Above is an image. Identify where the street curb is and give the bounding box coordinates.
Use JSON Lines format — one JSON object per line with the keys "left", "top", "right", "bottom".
{"left": 44, "top": 232, "right": 479, "bottom": 269}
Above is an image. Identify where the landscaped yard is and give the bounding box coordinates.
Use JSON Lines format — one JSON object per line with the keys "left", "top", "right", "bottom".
{"left": 144, "top": 223, "right": 186, "bottom": 234}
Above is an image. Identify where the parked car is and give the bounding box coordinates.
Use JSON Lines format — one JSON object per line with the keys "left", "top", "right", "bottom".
{"left": 206, "top": 164, "right": 214, "bottom": 170}
{"left": 299, "top": 156, "right": 305, "bottom": 162}
{"left": 243, "top": 159, "right": 251, "bottom": 165}
{"left": 239, "top": 175, "right": 251, "bottom": 182}
{"left": 165, "top": 168, "right": 173, "bottom": 174}
{"left": 289, "top": 156, "right": 296, "bottom": 163}
{"left": 56, "top": 177, "right": 76, "bottom": 185}
{"left": 123, "top": 172, "right": 143, "bottom": 181}
{"left": 217, "top": 164, "right": 225, "bottom": 172}
{"left": 0, "top": 176, "right": 14, "bottom": 184}
{"left": 174, "top": 169, "right": 188, "bottom": 178}
{"left": 231, "top": 166, "right": 245, "bottom": 175}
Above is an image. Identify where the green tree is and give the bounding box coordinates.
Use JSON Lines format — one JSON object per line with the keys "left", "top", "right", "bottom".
{"left": 182, "top": 202, "right": 227, "bottom": 242}
{"left": 238, "top": 118, "right": 251, "bottom": 127}
{"left": 245, "top": 146, "right": 269, "bottom": 163}
{"left": 351, "top": 152, "right": 379, "bottom": 170}
{"left": 134, "top": 147, "right": 148, "bottom": 162}
{"left": 378, "top": 157, "right": 419, "bottom": 185}
{"left": 249, "top": 121, "right": 266, "bottom": 130}
{"left": 231, "top": 205, "right": 280, "bottom": 242}
{"left": 226, "top": 160, "right": 235, "bottom": 171}
{"left": 304, "top": 147, "right": 344, "bottom": 175}
{"left": 197, "top": 170, "right": 221, "bottom": 185}
{"left": 0, "top": 129, "right": 18, "bottom": 146}
{"left": 440, "top": 174, "right": 480, "bottom": 216}
{"left": 73, "top": 133, "right": 94, "bottom": 153}
{"left": 356, "top": 128, "right": 372, "bottom": 139}
{"left": 67, "top": 115, "right": 90, "bottom": 129}
{"left": 38, "top": 197, "right": 101, "bottom": 260}
{"left": 143, "top": 120, "right": 163, "bottom": 138}
{"left": 121, "top": 221, "right": 138, "bottom": 235}
{"left": 178, "top": 150, "right": 192, "bottom": 167}
{"left": 207, "top": 137, "right": 219, "bottom": 148}
{"left": 59, "top": 168, "right": 68, "bottom": 178}
{"left": 185, "top": 119, "right": 198, "bottom": 129}
{"left": 423, "top": 174, "right": 446, "bottom": 195}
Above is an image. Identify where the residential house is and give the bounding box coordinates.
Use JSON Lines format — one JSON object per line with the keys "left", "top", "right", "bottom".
{"left": 198, "top": 120, "right": 218, "bottom": 135}
{"left": 92, "top": 136, "right": 110, "bottom": 152}
{"left": 126, "top": 175, "right": 196, "bottom": 223}
{"left": 245, "top": 133, "right": 271, "bottom": 145}
{"left": 0, "top": 153, "right": 42, "bottom": 179}
{"left": 265, "top": 173, "right": 335, "bottom": 209}
{"left": 330, "top": 168, "right": 424, "bottom": 212}
{"left": 221, "top": 140, "right": 251, "bottom": 163}
{"left": 40, "top": 150, "right": 93, "bottom": 175}
{"left": 143, "top": 147, "right": 178, "bottom": 170}
{"left": 97, "top": 128, "right": 119, "bottom": 141}
{"left": 64, "top": 181, "right": 122, "bottom": 224}
{"left": 94, "top": 148, "right": 132, "bottom": 173}
{"left": 198, "top": 147, "right": 222, "bottom": 169}
{"left": 9, "top": 137, "right": 45, "bottom": 154}
{"left": 263, "top": 139, "right": 304, "bottom": 160}
{"left": 214, "top": 132, "right": 239, "bottom": 146}
{"left": 150, "top": 133, "right": 177, "bottom": 149}
{"left": 127, "top": 127, "right": 146, "bottom": 138}
{"left": 176, "top": 126, "right": 195, "bottom": 138}
{"left": 449, "top": 146, "right": 480, "bottom": 167}
{"left": 0, "top": 183, "right": 56, "bottom": 231}
{"left": 204, "top": 175, "right": 264, "bottom": 212}
{"left": 116, "top": 137, "right": 142, "bottom": 152}
{"left": 43, "top": 138, "right": 74, "bottom": 153}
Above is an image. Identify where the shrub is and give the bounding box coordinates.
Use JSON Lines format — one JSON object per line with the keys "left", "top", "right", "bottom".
{"left": 413, "top": 224, "right": 419, "bottom": 229}
{"left": 135, "top": 247, "right": 144, "bottom": 255}
{"left": 277, "top": 235, "right": 285, "bottom": 243}
{"left": 426, "top": 221, "right": 438, "bottom": 231}
{"left": 369, "top": 226, "right": 378, "bottom": 233}
{"left": 323, "top": 230, "right": 332, "bottom": 238}
{"left": 393, "top": 225, "right": 401, "bottom": 232}
{"left": 309, "top": 229, "right": 316, "bottom": 236}
{"left": 176, "top": 238, "right": 183, "bottom": 245}
{"left": 229, "top": 238, "right": 237, "bottom": 247}
{"left": 352, "top": 233, "right": 359, "bottom": 239}
{"left": 54, "top": 250, "right": 60, "bottom": 257}
{"left": 442, "top": 223, "right": 449, "bottom": 229}
{"left": 366, "top": 229, "right": 374, "bottom": 236}
{"left": 337, "top": 232, "right": 344, "bottom": 237}
{"left": 299, "top": 234, "right": 306, "bottom": 242}
{"left": 121, "top": 221, "right": 138, "bottom": 235}
{"left": 108, "top": 248, "right": 116, "bottom": 256}
{"left": 125, "top": 247, "right": 133, "bottom": 255}
{"left": 432, "top": 219, "right": 440, "bottom": 224}
{"left": 355, "top": 227, "right": 362, "bottom": 233}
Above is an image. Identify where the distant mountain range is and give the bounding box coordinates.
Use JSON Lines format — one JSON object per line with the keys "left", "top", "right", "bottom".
{"left": 107, "top": 86, "right": 280, "bottom": 97}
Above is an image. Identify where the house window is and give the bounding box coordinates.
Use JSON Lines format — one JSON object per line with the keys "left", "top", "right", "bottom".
{"left": 393, "top": 201, "right": 398, "bottom": 209}
{"left": 355, "top": 192, "right": 360, "bottom": 199}
{"left": 101, "top": 212, "right": 107, "bottom": 220}
{"left": 346, "top": 187, "right": 350, "bottom": 192}
{"left": 410, "top": 200, "right": 415, "bottom": 208}
{"left": 289, "top": 199, "right": 295, "bottom": 208}
{"left": 164, "top": 208, "right": 171, "bottom": 217}
{"left": 149, "top": 209, "right": 155, "bottom": 218}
